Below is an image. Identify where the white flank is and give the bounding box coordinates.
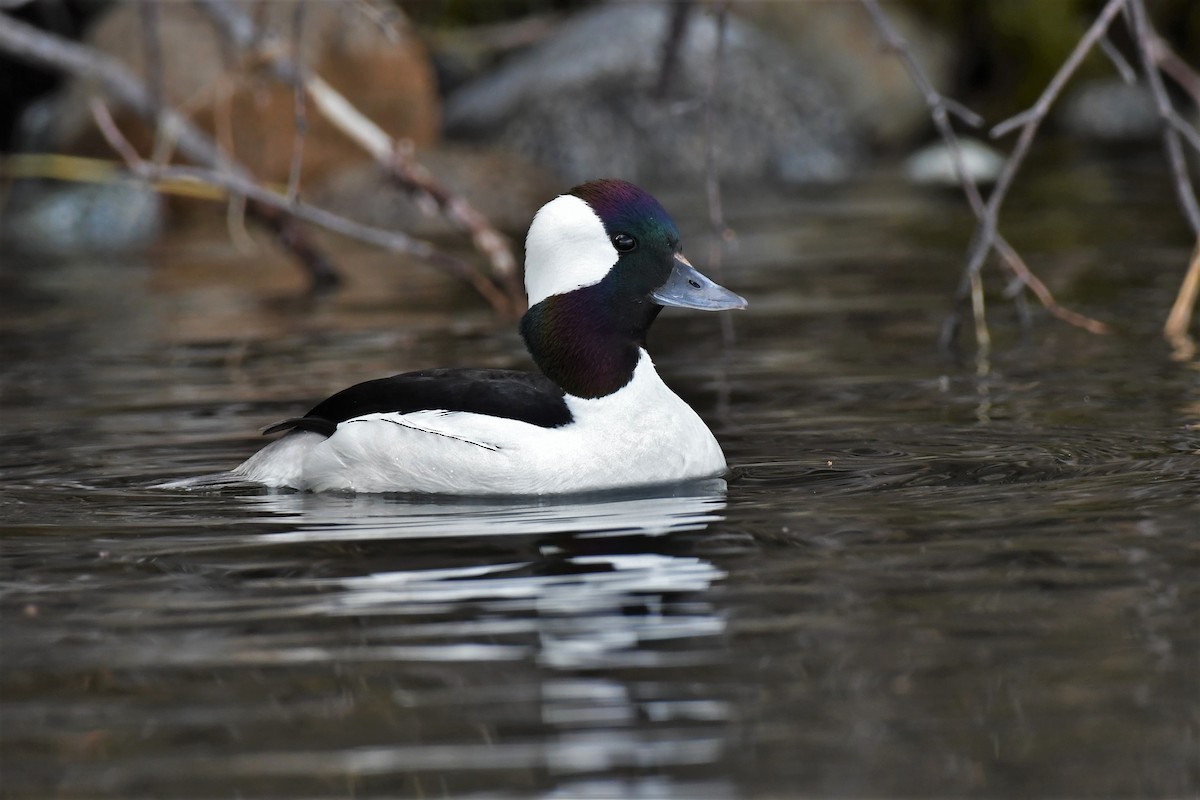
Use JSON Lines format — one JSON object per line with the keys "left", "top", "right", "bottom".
{"left": 231, "top": 352, "right": 726, "bottom": 495}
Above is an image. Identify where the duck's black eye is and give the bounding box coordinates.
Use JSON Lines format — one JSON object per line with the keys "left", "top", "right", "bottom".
{"left": 612, "top": 233, "right": 637, "bottom": 253}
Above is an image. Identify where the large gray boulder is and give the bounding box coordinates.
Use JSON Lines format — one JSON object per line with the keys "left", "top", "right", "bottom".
{"left": 444, "top": 2, "right": 864, "bottom": 185}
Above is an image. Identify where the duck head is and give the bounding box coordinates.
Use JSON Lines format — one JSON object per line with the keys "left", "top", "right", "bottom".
{"left": 520, "top": 179, "right": 746, "bottom": 399}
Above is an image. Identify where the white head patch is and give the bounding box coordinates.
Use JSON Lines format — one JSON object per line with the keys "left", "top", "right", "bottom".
{"left": 524, "top": 194, "right": 617, "bottom": 306}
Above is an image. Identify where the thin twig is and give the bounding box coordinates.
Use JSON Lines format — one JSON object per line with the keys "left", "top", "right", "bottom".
{"left": 698, "top": 0, "right": 735, "bottom": 422}
{"left": 1129, "top": 0, "right": 1200, "bottom": 355}
{"left": 860, "top": 0, "right": 992, "bottom": 353}
{"left": 1130, "top": 0, "right": 1200, "bottom": 237}
{"left": 976, "top": 0, "right": 1131, "bottom": 327}
{"left": 0, "top": 10, "right": 515, "bottom": 305}
{"left": 0, "top": 11, "right": 227, "bottom": 169}
{"left": 978, "top": 0, "right": 1129, "bottom": 283}
{"left": 862, "top": 0, "right": 1111, "bottom": 354}
{"left": 138, "top": 1, "right": 162, "bottom": 123}
{"left": 655, "top": 0, "right": 693, "bottom": 100}
{"left": 286, "top": 1, "right": 307, "bottom": 204}
{"left": 351, "top": 0, "right": 403, "bottom": 45}
{"left": 994, "top": 238, "right": 1110, "bottom": 335}
{"left": 1098, "top": 33, "right": 1138, "bottom": 85}
{"left": 1144, "top": 29, "right": 1200, "bottom": 107}
{"left": 1164, "top": 241, "right": 1200, "bottom": 361}
{"left": 0, "top": 10, "right": 341, "bottom": 288}
{"left": 88, "top": 98, "right": 511, "bottom": 312}
{"left": 860, "top": 0, "right": 987, "bottom": 204}
{"left": 702, "top": 0, "right": 734, "bottom": 350}
{"left": 1163, "top": 111, "right": 1200, "bottom": 155}
{"left": 969, "top": 268, "right": 990, "bottom": 369}
{"left": 194, "top": 0, "right": 521, "bottom": 305}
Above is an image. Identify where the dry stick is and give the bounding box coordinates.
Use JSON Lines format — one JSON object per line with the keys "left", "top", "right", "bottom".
{"left": 194, "top": 0, "right": 521, "bottom": 310}
{"left": 859, "top": 1, "right": 990, "bottom": 354}
{"left": 703, "top": 1, "right": 735, "bottom": 350}
{"left": 994, "top": 239, "right": 1108, "bottom": 334}
{"left": 1164, "top": 111, "right": 1200, "bottom": 155}
{"left": 1164, "top": 243, "right": 1200, "bottom": 360}
{"left": 286, "top": 1, "right": 307, "bottom": 204}
{"left": 861, "top": 0, "right": 1110, "bottom": 354}
{"left": 1130, "top": 0, "right": 1200, "bottom": 237}
{"left": 1148, "top": 32, "right": 1200, "bottom": 108}
{"left": 0, "top": 13, "right": 227, "bottom": 174}
{"left": 351, "top": 0, "right": 403, "bottom": 45}
{"left": 304, "top": 76, "right": 519, "bottom": 312}
{"left": 981, "top": 0, "right": 1127, "bottom": 255}
{"left": 203, "top": 24, "right": 257, "bottom": 255}
{"left": 972, "top": 0, "right": 1127, "bottom": 346}
{"left": 696, "top": 0, "right": 736, "bottom": 422}
{"left": 654, "top": 0, "right": 693, "bottom": 100}
{"left": 1099, "top": 32, "right": 1138, "bottom": 85}
{"left": 87, "top": 98, "right": 511, "bottom": 313}
{"left": 1129, "top": 0, "right": 1200, "bottom": 355}
{"left": 138, "top": 1, "right": 162, "bottom": 122}
{"left": 0, "top": 10, "right": 340, "bottom": 288}
{"left": 139, "top": 3, "right": 183, "bottom": 170}
{"left": 0, "top": 10, "right": 505, "bottom": 303}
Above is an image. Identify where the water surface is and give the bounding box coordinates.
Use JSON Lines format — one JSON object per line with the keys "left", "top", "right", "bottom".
{"left": 2, "top": 157, "right": 1198, "bottom": 798}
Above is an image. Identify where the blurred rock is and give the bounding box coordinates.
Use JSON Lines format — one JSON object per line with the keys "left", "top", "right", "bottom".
{"left": 444, "top": 2, "right": 863, "bottom": 185}
{"left": 905, "top": 138, "right": 1005, "bottom": 186}
{"left": 2, "top": 179, "right": 165, "bottom": 254}
{"left": 1060, "top": 80, "right": 1161, "bottom": 143}
{"left": 43, "top": 1, "right": 439, "bottom": 185}
{"left": 734, "top": 2, "right": 953, "bottom": 149}
{"left": 426, "top": 13, "right": 563, "bottom": 97}
{"left": 313, "top": 145, "right": 560, "bottom": 237}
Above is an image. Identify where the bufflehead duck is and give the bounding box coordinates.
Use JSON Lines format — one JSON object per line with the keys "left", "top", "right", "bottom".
{"left": 234, "top": 179, "right": 746, "bottom": 494}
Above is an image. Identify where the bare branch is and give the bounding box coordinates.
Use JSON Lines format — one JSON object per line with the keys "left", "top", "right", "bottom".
{"left": 1098, "top": 33, "right": 1138, "bottom": 85}
{"left": 1144, "top": 30, "right": 1200, "bottom": 107}
{"left": 655, "top": 0, "right": 693, "bottom": 100}
{"left": 88, "top": 99, "right": 512, "bottom": 313}
{"left": 0, "top": 12, "right": 517, "bottom": 305}
{"left": 943, "top": 97, "right": 985, "bottom": 129}
{"left": 1165, "top": 111, "right": 1200, "bottom": 156}
{"left": 351, "top": 0, "right": 404, "bottom": 45}
{"left": 974, "top": 0, "right": 1129, "bottom": 280}
{"left": 138, "top": 1, "right": 163, "bottom": 118}
{"left": 1163, "top": 241, "right": 1200, "bottom": 361}
{"left": 193, "top": 0, "right": 521, "bottom": 304}
{"left": 960, "top": 0, "right": 1126, "bottom": 345}
{"left": 990, "top": 108, "right": 1037, "bottom": 141}
{"left": 994, "top": 238, "right": 1110, "bottom": 335}
{"left": 287, "top": 1, "right": 307, "bottom": 203}
{"left": 860, "top": 2, "right": 988, "bottom": 219}
{"left": 0, "top": 10, "right": 229, "bottom": 170}
{"left": 703, "top": 0, "right": 735, "bottom": 350}
{"left": 0, "top": 10, "right": 345, "bottom": 288}
{"left": 1129, "top": 0, "right": 1200, "bottom": 237}
{"left": 862, "top": 0, "right": 1111, "bottom": 353}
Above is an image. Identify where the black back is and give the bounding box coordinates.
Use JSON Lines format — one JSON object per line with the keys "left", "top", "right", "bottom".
{"left": 264, "top": 368, "right": 572, "bottom": 437}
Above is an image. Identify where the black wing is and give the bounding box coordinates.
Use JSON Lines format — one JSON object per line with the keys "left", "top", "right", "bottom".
{"left": 263, "top": 368, "right": 572, "bottom": 437}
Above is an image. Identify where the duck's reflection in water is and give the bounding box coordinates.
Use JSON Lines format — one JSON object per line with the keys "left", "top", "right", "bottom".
{"left": 200, "top": 481, "right": 736, "bottom": 791}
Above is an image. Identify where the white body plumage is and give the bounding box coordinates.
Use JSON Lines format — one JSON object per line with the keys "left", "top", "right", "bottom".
{"left": 235, "top": 351, "right": 726, "bottom": 494}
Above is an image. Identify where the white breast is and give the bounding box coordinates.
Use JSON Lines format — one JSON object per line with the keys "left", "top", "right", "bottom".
{"left": 234, "top": 352, "right": 727, "bottom": 495}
